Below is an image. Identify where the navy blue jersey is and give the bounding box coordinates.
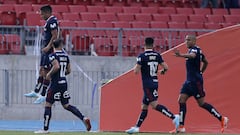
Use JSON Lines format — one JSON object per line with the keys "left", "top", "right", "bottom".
{"left": 137, "top": 50, "right": 164, "bottom": 88}
{"left": 49, "top": 50, "right": 69, "bottom": 87}
{"left": 186, "top": 46, "right": 205, "bottom": 82}
{"left": 42, "top": 15, "right": 59, "bottom": 49}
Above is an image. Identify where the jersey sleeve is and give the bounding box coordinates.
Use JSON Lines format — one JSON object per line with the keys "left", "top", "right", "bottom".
{"left": 49, "top": 18, "right": 58, "bottom": 31}
{"left": 49, "top": 54, "right": 56, "bottom": 63}
{"left": 158, "top": 53, "right": 164, "bottom": 64}
{"left": 136, "top": 54, "right": 142, "bottom": 65}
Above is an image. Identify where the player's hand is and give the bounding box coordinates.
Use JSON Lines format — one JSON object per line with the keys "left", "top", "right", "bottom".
{"left": 160, "top": 69, "right": 166, "bottom": 75}
{"left": 173, "top": 48, "right": 180, "bottom": 57}
{"left": 42, "top": 46, "right": 50, "bottom": 53}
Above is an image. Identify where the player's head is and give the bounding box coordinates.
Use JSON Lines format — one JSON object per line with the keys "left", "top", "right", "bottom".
{"left": 185, "top": 35, "right": 196, "bottom": 48}
{"left": 145, "top": 37, "right": 154, "bottom": 49}
{"left": 53, "top": 38, "right": 64, "bottom": 49}
{"left": 40, "top": 5, "right": 52, "bottom": 20}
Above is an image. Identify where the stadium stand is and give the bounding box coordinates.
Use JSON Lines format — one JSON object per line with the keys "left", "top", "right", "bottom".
{"left": 0, "top": 0, "right": 239, "bottom": 56}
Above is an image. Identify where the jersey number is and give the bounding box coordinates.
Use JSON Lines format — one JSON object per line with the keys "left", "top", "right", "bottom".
{"left": 148, "top": 62, "right": 158, "bottom": 76}
{"left": 60, "top": 62, "right": 67, "bottom": 77}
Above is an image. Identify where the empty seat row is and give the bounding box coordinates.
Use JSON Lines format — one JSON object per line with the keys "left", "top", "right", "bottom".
{"left": 1, "top": 4, "right": 238, "bottom": 15}
{"left": 0, "top": 0, "right": 201, "bottom": 7}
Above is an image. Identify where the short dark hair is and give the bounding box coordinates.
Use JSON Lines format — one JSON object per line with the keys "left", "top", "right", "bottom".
{"left": 53, "top": 38, "right": 63, "bottom": 48}
{"left": 145, "top": 37, "right": 154, "bottom": 47}
{"left": 40, "top": 5, "right": 52, "bottom": 13}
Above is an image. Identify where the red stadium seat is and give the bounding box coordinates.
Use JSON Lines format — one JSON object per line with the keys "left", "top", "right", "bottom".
{"left": 25, "top": 12, "right": 41, "bottom": 26}
{"left": 129, "top": 0, "right": 145, "bottom": 7}
{"left": 95, "top": 21, "right": 113, "bottom": 28}
{"left": 104, "top": 6, "right": 123, "bottom": 13}
{"left": 98, "top": 13, "right": 118, "bottom": 22}
{"left": 134, "top": 13, "right": 152, "bottom": 22}
{"left": 117, "top": 13, "right": 135, "bottom": 22}
{"left": 38, "top": 0, "right": 55, "bottom": 4}
{"left": 229, "top": 8, "right": 240, "bottom": 15}
{"left": 62, "top": 12, "right": 80, "bottom": 21}
{"left": 223, "top": 15, "right": 240, "bottom": 24}
{"left": 212, "top": 8, "right": 229, "bottom": 15}
{"left": 144, "top": 0, "right": 164, "bottom": 7}
{"left": 4, "top": 34, "right": 24, "bottom": 54}
{"left": 193, "top": 8, "right": 212, "bottom": 15}
{"left": 164, "top": 0, "right": 183, "bottom": 7}
{"left": 18, "top": 0, "right": 38, "bottom": 4}
{"left": 51, "top": 5, "right": 69, "bottom": 13}
{"left": 182, "top": 0, "right": 199, "bottom": 8}
{"left": 0, "top": 4, "right": 14, "bottom": 11}
{"left": 152, "top": 14, "right": 170, "bottom": 22}
{"left": 204, "top": 22, "right": 222, "bottom": 29}
{"left": 158, "top": 7, "right": 176, "bottom": 14}
{"left": 109, "top": 0, "right": 129, "bottom": 6}
{"left": 140, "top": 7, "right": 158, "bottom": 14}
{"left": 113, "top": 21, "right": 131, "bottom": 28}
{"left": 150, "top": 21, "right": 168, "bottom": 28}
{"left": 176, "top": 7, "right": 194, "bottom": 15}
{"left": 93, "top": 37, "right": 115, "bottom": 56}
{"left": 91, "top": 0, "right": 110, "bottom": 6}
{"left": 170, "top": 14, "right": 189, "bottom": 22}
{"left": 68, "top": 5, "right": 87, "bottom": 13}
{"left": 73, "top": 0, "right": 92, "bottom": 5}
{"left": 0, "top": 11, "right": 17, "bottom": 25}
{"left": 86, "top": 5, "right": 105, "bottom": 13}
{"left": 188, "top": 14, "right": 207, "bottom": 23}
{"left": 186, "top": 22, "right": 204, "bottom": 29}
{"left": 55, "top": 0, "right": 74, "bottom": 5}
{"left": 122, "top": 6, "right": 141, "bottom": 13}
{"left": 168, "top": 22, "right": 186, "bottom": 29}
{"left": 76, "top": 21, "right": 95, "bottom": 28}
{"left": 80, "top": 12, "right": 99, "bottom": 21}
{"left": 14, "top": 4, "right": 33, "bottom": 25}
{"left": 32, "top": 4, "right": 42, "bottom": 12}
{"left": 206, "top": 15, "right": 224, "bottom": 23}
{"left": 1, "top": 0, "right": 18, "bottom": 4}
{"left": 111, "top": 37, "right": 132, "bottom": 56}
{"left": 71, "top": 35, "right": 91, "bottom": 55}
{"left": 131, "top": 21, "right": 150, "bottom": 28}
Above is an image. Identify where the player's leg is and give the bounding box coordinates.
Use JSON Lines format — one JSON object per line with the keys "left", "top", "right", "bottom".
{"left": 61, "top": 90, "right": 91, "bottom": 131}
{"left": 34, "top": 54, "right": 51, "bottom": 104}
{"left": 24, "top": 67, "right": 44, "bottom": 98}
{"left": 125, "top": 104, "right": 148, "bottom": 134}
{"left": 35, "top": 87, "right": 55, "bottom": 133}
{"left": 194, "top": 80, "right": 228, "bottom": 132}
{"left": 170, "top": 82, "right": 190, "bottom": 133}
{"left": 197, "top": 97, "right": 228, "bottom": 132}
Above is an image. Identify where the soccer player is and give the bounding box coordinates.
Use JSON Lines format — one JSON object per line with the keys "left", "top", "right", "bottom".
{"left": 34, "top": 39, "right": 91, "bottom": 134}
{"left": 24, "top": 5, "right": 59, "bottom": 104}
{"left": 170, "top": 35, "right": 228, "bottom": 133}
{"left": 125, "top": 37, "right": 179, "bottom": 134}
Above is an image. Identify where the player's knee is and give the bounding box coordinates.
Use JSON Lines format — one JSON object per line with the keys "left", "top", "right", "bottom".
{"left": 63, "top": 104, "right": 69, "bottom": 109}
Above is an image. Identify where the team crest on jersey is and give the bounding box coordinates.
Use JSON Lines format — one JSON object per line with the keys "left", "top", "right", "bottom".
{"left": 50, "top": 23, "right": 57, "bottom": 28}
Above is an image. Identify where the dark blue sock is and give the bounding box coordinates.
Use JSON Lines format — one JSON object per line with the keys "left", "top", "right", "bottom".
{"left": 41, "top": 79, "right": 50, "bottom": 96}
{"left": 34, "top": 76, "right": 43, "bottom": 93}
{"left": 66, "top": 105, "right": 84, "bottom": 120}
{"left": 179, "top": 103, "right": 186, "bottom": 125}
{"left": 44, "top": 107, "right": 51, "bottom": 131}
{"left": 136, "top": 109, "right": 148, "bottom": 127}
{"left": 201, "top": 102, "right": 222, "bottom": 121}
{"left": 156, "top": 104, "right": 175, "bottom": 119}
